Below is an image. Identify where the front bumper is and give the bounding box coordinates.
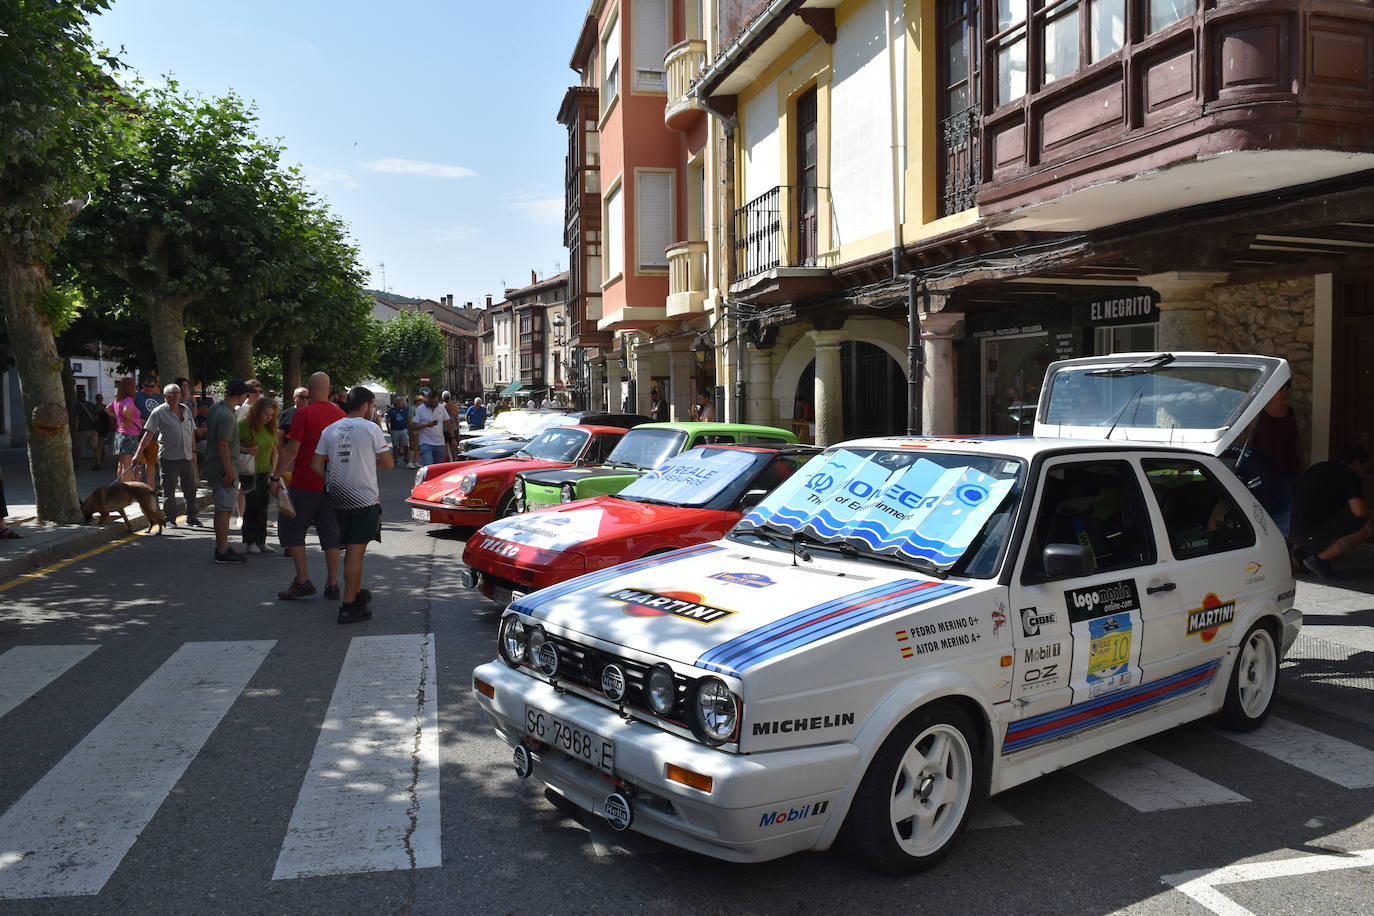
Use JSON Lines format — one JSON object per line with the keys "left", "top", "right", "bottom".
{"left": 472, "top": 661, "right": 860, "bottom": 863}
{"left": 405, "top": 497, "right": 496, "bottom": 527}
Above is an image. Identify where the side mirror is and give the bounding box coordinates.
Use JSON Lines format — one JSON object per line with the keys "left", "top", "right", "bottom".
{"left": 1042, "top": 543, "right": 1095, "bottom": 580}
{"left": 738, "top": 489, "right": 768, "bottom": 510}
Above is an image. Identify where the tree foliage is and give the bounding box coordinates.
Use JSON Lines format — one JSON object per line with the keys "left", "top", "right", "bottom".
{"left": 372, "top": 309, "right": 445, "bottom": 393}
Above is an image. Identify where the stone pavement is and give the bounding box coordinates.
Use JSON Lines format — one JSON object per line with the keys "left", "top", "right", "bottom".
{"left": 0, "top": 446, "right": 210, "bottom": 582}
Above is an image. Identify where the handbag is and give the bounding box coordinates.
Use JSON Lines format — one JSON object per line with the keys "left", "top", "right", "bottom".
{"left": 275, "top": 486, "right": 297, "bottom": 519}
{"left": 237, "top": 451, "right": 256, "bottom": 475}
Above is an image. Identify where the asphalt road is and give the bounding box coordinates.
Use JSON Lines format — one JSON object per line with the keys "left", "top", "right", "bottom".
{"left": 1, "top": 468, "right": 1371, "bottom": 915}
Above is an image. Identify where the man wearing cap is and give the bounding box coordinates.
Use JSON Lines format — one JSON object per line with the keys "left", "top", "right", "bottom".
{"left": 206, "top": 380, "right": 250, "bottom": 563}
{"left": 413, "top": 388, "right": 446, "bottom": 467}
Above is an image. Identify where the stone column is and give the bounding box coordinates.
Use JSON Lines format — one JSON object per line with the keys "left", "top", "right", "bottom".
{"left": 746, "top": 344, "right": 776, "bottom": 428}
{"left": 920, "top": 311, "right": 964, "bottom": 436}
{"left": 1139, "top": 271, "right": 1228, "bottom": 352}
{"left": 633, "top": 342, "right": 655, "bottom": 416}
{"left": 588, "top": 359, "right": 606, "bottom": 413}
{"left": 809, "top": 328, "right": 846, "bottom": 447}
{"left": 668, "top": 345, "right": 695, "bottom": 421}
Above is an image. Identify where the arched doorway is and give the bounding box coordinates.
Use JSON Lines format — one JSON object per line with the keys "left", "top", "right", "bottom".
{"left": 794, "top": 341, "right": 905, "bottom": 440}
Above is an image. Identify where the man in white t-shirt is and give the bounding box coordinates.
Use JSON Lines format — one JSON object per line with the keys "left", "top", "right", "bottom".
{"left": 412, "top": 389, "right": 446, "bottom": 467}
{"left": 312, "top": 386, "right": 394, "bottom": 624}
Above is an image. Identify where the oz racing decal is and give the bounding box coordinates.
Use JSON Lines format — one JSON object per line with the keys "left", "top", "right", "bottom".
{"left": 1016, "top": 640, "right": 1066, "bottom": 695}
{"left": 1186, "top": 593, "right": 1236, "bottom": 642}
{"left": 604, "top": 588, "right": 734, "bottom": 624}
{"left": 1065, "top": 579, "right": 1140, "bottom": 622}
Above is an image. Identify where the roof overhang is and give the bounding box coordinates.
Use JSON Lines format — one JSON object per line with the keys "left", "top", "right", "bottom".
{"left": 692, "top": 0, "right": 843, "bottom": 100}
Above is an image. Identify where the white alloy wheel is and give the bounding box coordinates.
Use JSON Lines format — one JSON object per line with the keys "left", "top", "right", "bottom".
{"left": 887, "top": 724, "right": 974, "bottom": 858}
{"left": 1216, "top": 622, "right": 1279, "bottom": 731}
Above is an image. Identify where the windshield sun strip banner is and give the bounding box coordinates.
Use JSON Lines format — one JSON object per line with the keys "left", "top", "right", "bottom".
{"left": 1001, "top": 659, "right": 1219, "bottom": 754}
{"left": 695, "top": 579, "right": 970, "bottom": 675}
{"left": 509, "top": 543, "right": 724, "bottom": 616}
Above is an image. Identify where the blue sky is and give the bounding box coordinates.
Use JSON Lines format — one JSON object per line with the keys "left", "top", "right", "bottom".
{"left": 90, "top": 0, "right": 588, "bottom": 304}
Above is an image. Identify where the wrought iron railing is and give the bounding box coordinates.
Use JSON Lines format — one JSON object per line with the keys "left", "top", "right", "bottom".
{"left": 940, "top": 105, "right": 981, "bottom": 216}
{"left": 732, "top": 185, "right": 830, "bottom": 282}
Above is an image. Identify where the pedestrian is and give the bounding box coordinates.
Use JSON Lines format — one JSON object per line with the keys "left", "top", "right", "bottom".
{"left": 72, "top": 388, "right": 100, "bottom": 470}
{"left": 136, "top": 382, "right": 200, "bottom": 528}
{"left": 311, "top": 385, "right": 393, "bottom": 623}
{"left": 1250, "top": 380, "right": 1301, "bottom": 536}
{"left": 1291, "top": 444, "right": 1373, "bottom": 578}
{"left": 691, "top": 390, "right": 716, "bottom": 422}
{"left": 239, "top": 396, "right": 280, "bottom": 553}
{"left": 386, "top": 396, "right": 412, "bottom": 468}
{"left": 92, "top": 393, "right": 111, "bottom": 470}
{"left": 464, "top": 396, "right": 488, "bottom": 432}
{"left": 540, "top": 393, "right": 555, "bottom": 408}
{"left": 278, "top": 387, "right": 308, "bottom": 456}
{"left": 441, "top": 390, "right": 460, "bottom": 460}
{"left": 269, "top": 371, "right": 346, "bottom": 601}
{"left": 192, "top": 394, "right": 210, "bottom": 480}
{"left": 111, "top": 377, "right": 143, "bottom": 483}
{"left": 205, "top": 379, "right": 251, "bottom": 564}
{"left": 413, "top": 389, "right": 446, "bottom": 467}
{"left": 649, "top": 387, "right": 669, "bottom": 421}
{"left": 134, "top": 376, "right": 163, "bottom": 490}
{"left": 235, "top": 379, "right": 261, "bottom": 421}
{"left": 409, "top": 395, "right": 424, "bottom": 467}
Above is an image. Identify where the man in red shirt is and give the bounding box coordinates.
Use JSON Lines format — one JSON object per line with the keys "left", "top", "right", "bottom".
{"left": 270, "top": 371, "right": 346, "bottom": 600}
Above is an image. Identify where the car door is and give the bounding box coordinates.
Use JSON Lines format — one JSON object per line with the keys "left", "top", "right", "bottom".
{"left": 1136, "top": 454, "right": 1265, "bottom": 679}
{"left": 1007, "top": 455, "right": 1175, "bottom": 733}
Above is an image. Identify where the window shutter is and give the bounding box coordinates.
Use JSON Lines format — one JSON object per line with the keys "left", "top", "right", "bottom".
{"left": 604, "top": 17, "right": 620, "bottom": 73}
{"left": 637, "top": 171, "right": 672, "bottom": 270}
{"left": 606, "top": 187, "right": 624, "bottom": 280}
{"left": 633, "top": 0, "right": 667, "bottom": 90}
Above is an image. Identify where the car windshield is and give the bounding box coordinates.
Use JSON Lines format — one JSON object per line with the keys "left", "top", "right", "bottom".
{"left": 603, "top": 428, "right": 688, "bottom": 470}
{"left": 516, "top": 428, "right": 589, "bottom": 462}
{"left": 619, "top": 447, "right": 764, "bottom": 507}
{"left": 1042, "top": 365, "right": 1264, "bottom": 433}
{"left": 486, "top": 410, "right": 560, "bottom": 439}
{"left": 735, "top": 447, "right": 1023, "bottom": 574}
{"left": 527, "top": 413, "right": 578, "bottom": 436}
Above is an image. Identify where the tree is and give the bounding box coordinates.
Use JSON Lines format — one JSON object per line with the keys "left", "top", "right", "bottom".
{"left": 63, "top": 83, "right": 284, "bottom": 383}
{"left": 372, "top": 310, "right": 445, "bottom": 394}
{"left": 0, "top": 0, "right": 126, "bottom": 522}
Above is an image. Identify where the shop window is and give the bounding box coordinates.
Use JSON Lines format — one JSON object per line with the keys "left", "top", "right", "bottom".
{"left": 1142, "top": 458, "right": 1255, "bottom": 559}
{"left": 982, "top": 332, "right": 1051, "bottom": 435}
{"left": 1024, "top": 460, "right": 1156, "bottom": 581}
{"left": 1094, "top": 323, "right": 1157, "bottom": 354}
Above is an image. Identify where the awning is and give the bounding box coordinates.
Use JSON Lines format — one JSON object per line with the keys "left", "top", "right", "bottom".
{"left": 499, "top": 379, "right": 523, "bottom": 397}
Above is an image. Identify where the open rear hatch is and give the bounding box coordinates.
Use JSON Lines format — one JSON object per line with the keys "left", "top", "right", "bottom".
{"left": 1033, "top": 352, "right": 1290, "bottom": 457}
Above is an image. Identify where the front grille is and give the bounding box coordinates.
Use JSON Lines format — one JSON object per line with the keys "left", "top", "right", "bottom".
{"left": 535, "top": 632, "right": 691, "bottom": 728}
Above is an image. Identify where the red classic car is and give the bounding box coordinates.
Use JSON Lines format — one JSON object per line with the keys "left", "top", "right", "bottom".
{"left": 406, "top": 424, "right": 627, "bottom": 528}
{"left": 461, "top": 444, "right": 817, "bottom": 605}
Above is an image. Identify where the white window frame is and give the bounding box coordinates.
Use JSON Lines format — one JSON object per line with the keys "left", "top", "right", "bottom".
{"left": 604, "top": 177, "right": 625, "bottom": 287}
{"left": 601, "top": 12, "right": 621, "bottom": 116}
{"left": 634, "top": 168, "right": 674, "bottom": 273}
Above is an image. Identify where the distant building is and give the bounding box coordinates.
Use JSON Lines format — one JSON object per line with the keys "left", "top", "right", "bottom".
{"left": 368, "top": 291, "right": 483, "bottom": 397}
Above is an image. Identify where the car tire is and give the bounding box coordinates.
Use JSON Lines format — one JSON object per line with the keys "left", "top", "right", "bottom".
{"left": 496, "top": 491, "right": 517, "bottom": 518}
{"left": 840, "top": 701, "right": 979, "bottom": 875}
{"left": 1213, "top": 621, "right": 1279, "bottom": 732}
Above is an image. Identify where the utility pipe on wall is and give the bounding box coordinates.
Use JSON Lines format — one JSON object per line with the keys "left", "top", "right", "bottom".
{"left": 885, "top": 0, "right": 906, "bottom": 279}
{"left": 907, "top": 275, "right": 924, "bottom": 435}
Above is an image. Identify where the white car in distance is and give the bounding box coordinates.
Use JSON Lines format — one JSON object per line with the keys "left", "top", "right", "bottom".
{"left": 472, "top": 353, "right": 1300, "bottom": 873}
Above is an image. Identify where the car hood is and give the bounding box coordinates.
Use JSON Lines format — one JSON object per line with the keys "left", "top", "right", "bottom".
{"left": 510, "top": 541, "right": 991, "bottom": 676}
{"left": 461, "top": 441, "right": 523, "bottom": 460}
{"left": 414, "top": 457, "right": 569, "bottom": 498}
{"left": 480, "top": 497, "right": 705, "bottom": 551}
{"left": 521, "top": 466, "right": 641, "bottom": 487}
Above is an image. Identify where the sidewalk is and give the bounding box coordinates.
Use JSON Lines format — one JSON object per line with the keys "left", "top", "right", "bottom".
{"left": 0, "top": 446, "right": 210, "bottom": 581}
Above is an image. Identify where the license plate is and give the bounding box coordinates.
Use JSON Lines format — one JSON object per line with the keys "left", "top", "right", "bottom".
{"left": 411, "top": 508, "right": 430, "bottom": 522}
{"left": 524, "top": 705, "right": 615, "bottom": 774}
{"left": 526, "top": 501, "right": 556, "bottom": 512}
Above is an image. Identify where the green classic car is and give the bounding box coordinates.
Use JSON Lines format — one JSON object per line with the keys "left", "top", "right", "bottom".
{"left": 513, "top": 422, "right": 798, "bottom": 512}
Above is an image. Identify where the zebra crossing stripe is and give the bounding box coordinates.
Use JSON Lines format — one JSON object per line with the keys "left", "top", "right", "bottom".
{"left": 273, "top": 633, "right": 440, "bottom": 880}
{"left": 0, "top": 641, "right": 273, "bottom": 899}
{"left": 1216, "top": 716, "right": 1374, "bottom": 789}
{"left": 1071, "top": 745, "right": 1249, "bottom": 812}
{"left": 0, "top": 645, "right": 99, "bottom": 721}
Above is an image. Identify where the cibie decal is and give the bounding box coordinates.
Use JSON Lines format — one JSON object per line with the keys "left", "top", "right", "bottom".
{"left": 708, "top": 572, "right": 776, "bottom": 589}
{"left": 604, "top": 588, "right": 734, "bottom": 624}
{"left": 1086, "top": 612, "right": 1134, "bottom": 697}
{"left": 1065, "top": 579, "right": 1140, "bottom": 622}
{"left": 1186, "top": 593, "right": 1237, "bottom": 643}
{"left": 1021, "top": 607, "right": 1057, "bottom": 637}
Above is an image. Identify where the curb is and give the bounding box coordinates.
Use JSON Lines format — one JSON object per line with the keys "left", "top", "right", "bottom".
{"left": 0, "top": 492, "right": 212, "bottom": 583}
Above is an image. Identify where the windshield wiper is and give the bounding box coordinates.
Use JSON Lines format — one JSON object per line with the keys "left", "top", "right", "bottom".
{"left": 735, "top": 522, "right": 813, "bottom": 564}
{"left": 1085, "top": 353, "right": 1175, "bottom": 378}
{"left": 787, "top": 533, "right": 950, "bottom": 580}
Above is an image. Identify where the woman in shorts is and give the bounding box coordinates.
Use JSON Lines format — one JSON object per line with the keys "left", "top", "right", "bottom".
{"left": 111, "top": 377, "right": 143, "bottom": 482}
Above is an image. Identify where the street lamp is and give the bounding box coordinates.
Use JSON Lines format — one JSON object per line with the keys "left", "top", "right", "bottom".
{"left": 693, "top": 330, "right": 714, "bottom": 366}
{"left": 551, "top": 313, "right": 567, "bottom": 348}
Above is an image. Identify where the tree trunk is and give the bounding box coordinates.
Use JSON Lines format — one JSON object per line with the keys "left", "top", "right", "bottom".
{"left": 229, "top": 331, "right": 255, "bottom": 381}
{"left": 0, "top": 245, "right": 82, "bottom": 523}
{"left": 146, "top": 295, "right": 193, "bottom": 383}
{"left": 283, "top": 345, "right": 303, "bottom": 393}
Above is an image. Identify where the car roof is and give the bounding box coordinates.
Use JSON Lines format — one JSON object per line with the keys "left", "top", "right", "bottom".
{"left": 567, "top": 424, "right": 629, "bottom": 435}
{"left": 632, "top": 422, "right": 796, "bottom": 436}
{"left": 836, "top": 434, "right": 1228, "bottom": 460}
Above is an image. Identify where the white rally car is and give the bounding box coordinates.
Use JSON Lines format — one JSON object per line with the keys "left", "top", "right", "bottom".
{"left": 472, "top": 353, "right": 1301, "bottom": 873}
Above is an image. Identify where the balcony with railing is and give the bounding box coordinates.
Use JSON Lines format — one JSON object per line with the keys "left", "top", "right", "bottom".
{"left": 664, "top": 40, "right": 707, "bottom": 131}
{"left": 940, "top": 105, "right": 980, "bottom": 217}
{"left": 666, "top": 241, "right": 708, "bottom": 316}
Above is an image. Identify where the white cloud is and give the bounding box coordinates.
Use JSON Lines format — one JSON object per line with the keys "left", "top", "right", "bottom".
{"left": 510, "top": 196, "right": 563, "bottom": 227}
{"left": 303, "top": 165, "right": 358, "bottom": 190}
{"left": 360, "top": 157, "right": 477, "bottom": 179}
{"left": 434, "top": 226, "right": 480, "bottom": 243}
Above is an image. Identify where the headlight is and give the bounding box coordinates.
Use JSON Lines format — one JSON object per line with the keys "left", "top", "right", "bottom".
{"left": 413, "top": 466, "right": 428, "bottom": 488}
{"left": 560, "top": 483, "right": 576, "bottom": 503}
{"left": 498, "top": 615, "right": 527, "bottom": 667}
{"left": 527, "top": 624, "right": 547, "bottom": 657}
{"left": 513, "top": 478, "right": 525, "bottom": 499}
{"left": 692, "top": 677, "right": 738, "bottom": 745}
{"left": 459, "top": 474, "right": 477, "bottom": 495}
{"left": 645, "top": 665, "right": 677, "bottom": 717}
{"left": 528, "top": 627, "right": 559, "bottom": 676}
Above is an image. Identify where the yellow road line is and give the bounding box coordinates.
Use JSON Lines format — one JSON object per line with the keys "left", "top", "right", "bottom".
{"left": 0, "top": 527, "right": 154, "bottom": 595}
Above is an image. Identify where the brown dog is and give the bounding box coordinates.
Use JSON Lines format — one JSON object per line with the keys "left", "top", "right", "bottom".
{"left": 81, "top": 481, "right": 166, "bottom": 534}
